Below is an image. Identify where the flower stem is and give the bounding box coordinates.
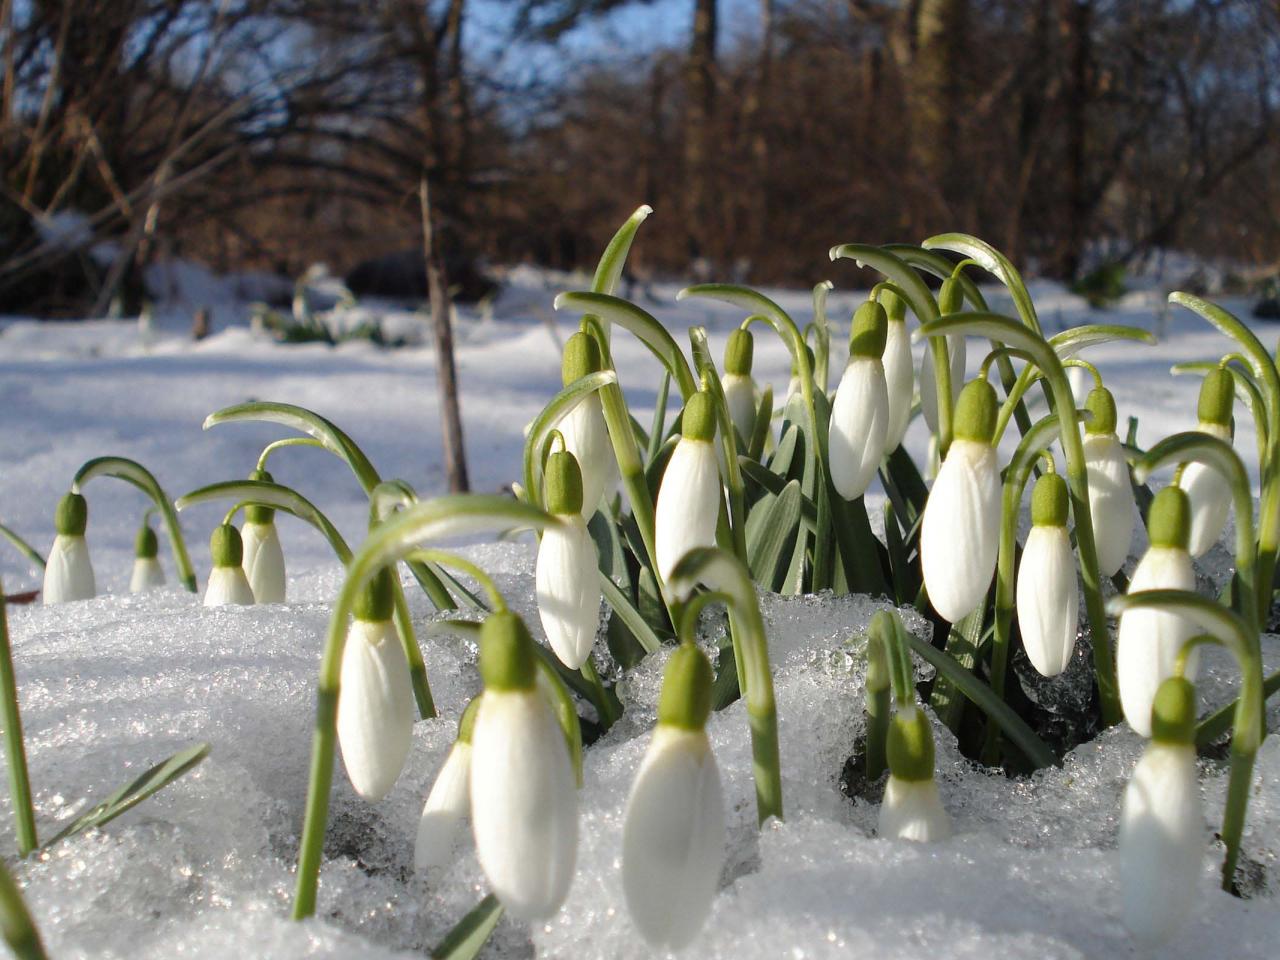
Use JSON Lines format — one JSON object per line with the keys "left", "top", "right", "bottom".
{"left": 0, "top": 857, "right": 48, "bottom": 960}
{"left": 0, "top": 580, "right": 36, "bottom": 856}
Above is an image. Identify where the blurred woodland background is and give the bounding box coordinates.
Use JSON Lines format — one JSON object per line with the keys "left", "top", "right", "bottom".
{"left": 2, "top": 0, "right": 1279, "bottom": 317}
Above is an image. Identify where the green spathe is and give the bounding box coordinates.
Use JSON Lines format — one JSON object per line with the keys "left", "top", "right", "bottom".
{"left": 545, "top": 450, "right": 584, "bottom": 516}
{"left": 656, "top": 642, "right": 713, "bottom": 730}
{"left": 245, "top": 469, "right": 276, "bottom": 524}
{"left": 952, "top": 379, "right": 998, "bottom": 445}
{"left": 1084, "top": 386, "right": 1118, "bottom": 435}
{"left": 886, "top": 705, "right": 935, "bottom": 782}
{"left": 724, "top": 328, "right": 754, "bottom": 376}
{"left": 681, "top": 392, "right": 717, "bottom": 443}
{"left": 479, "top": 610, "right": 538, "bottom": 692}
{"left": 1150, "top": 676, "right": 1197, "bottom": 745}
{"left": 563, "top": 331, "right": 604, "bottom": 385}
{"left": 849, "top": 300, "right": 888, "bottom": 359}
{"left": 1148, "top": 486, "right": 1191, "bottom": 550}
{"left": 134, "top": 523, "right": 159, "bottom": 559}
{"left": 1197, "top": 367, "right": 1234, "bottom": 428}
{"left": 1031, "top": 472, "right": 1069, "bottom": 527}
{"left": 55, "top": 492, "right": 88, "bottom": 537}
{"left": 352, "top": 566, "right": 394, "bottom": 623}
{"left": 210, "top": 524, "right": 243, "bottom": 568}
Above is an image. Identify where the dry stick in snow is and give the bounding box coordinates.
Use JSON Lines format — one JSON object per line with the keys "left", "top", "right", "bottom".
{"left": 419, "top": 173, "right": 469, "bottom": 493}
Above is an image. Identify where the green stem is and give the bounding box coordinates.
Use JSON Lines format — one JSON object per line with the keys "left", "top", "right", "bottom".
{"left": 0, "top": 579, "right": 37, "bottom": 856}
{"left": 0, "top": 858, "right": 48, "bottom": 960}
{"left": 256, "top": 437, "right": 324, "bottom": 472}
{"left": 579, "top": 656, "right": 619, "bottom": 730}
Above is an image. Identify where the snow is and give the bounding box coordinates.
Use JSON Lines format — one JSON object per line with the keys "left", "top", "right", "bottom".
{"left": 1, "top": 262, "right": 1279, "bottom": 956}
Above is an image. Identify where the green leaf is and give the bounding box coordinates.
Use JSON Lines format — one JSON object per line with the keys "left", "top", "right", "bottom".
{"left": 747, "top": 385, "right": 773, "bottom": 462}
{"left": 646, "top": 370, "right": 671, "bottom": 466}
{"left": 827, "top": 244, "right": 939, "bottom": 327}
{"left": 430, "top": 894, "right": 503, "bottom": 960}
{"left": 921, "top": 233, "right": 1041, "bottom": 334}
{"left": 1049, "top": 323, "right": 1156, "bottom": 356}
{"left": 928, "top": 606, "right": 986, "bottom": 733}
{"left": 522, "top": 370, "right": 618, "bottom": 510}
{"left": 739, "top": 459, "right": 818, "bottom": 532}
{"left": 0, "top": 523, "right": 43, "bottom": 571}
{"left": 176, "top": 479, "right": 353, "bottom": 563}
{"left": 591, "top": 205, "right": 653, "bottom": 297}
{"left": 746, "top": 480, "right": 802, "bottom": 588}
{"left": 45, "top": 743, "right": 211, "bottom": 847}
{"left": 599, "top": 572, "right": 665, "bottom": 655}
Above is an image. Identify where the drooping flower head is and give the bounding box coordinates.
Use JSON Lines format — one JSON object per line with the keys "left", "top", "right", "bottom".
{"left": 1180, "top": 367, "right": 1235, "bottom": 557}
{"left": 1117, "top": 487, "right": 1198, "bottom": 737}
{"left": 623, "top": 643, "right": 725, "bottom": 950}
{"left": 878, "top": 703, "right": 951, "bottom": 842}
{"left": 129, "top": 518, "right": 165, "bottom": 593}
{"left": 203, "top": 524, "right": 255, "bottom": 607}
{"left": 1119, "top": 676, "right": 1204, "bottom": 945}
{"left": 1017, "top": 471, "right": 1079, "bottom": 677}
{"left": 470, "top": 610, "right": 578, "bottom": 920}
{"left": 920, "top": 377, "right": 1001, "bottom": 623}
{"left": 721, "top": 327, "right": 758, "bottom": 447}
{"left": 656, "top": 391, "right": 721, "bottom": 587}
{"left": 43, "top": 492, "right": 96, "bottom": 604}
{"left": 1082, "top": 386, "right": 1136, "bottom": 576}
{"left": 560, "top": 331, "right": 617, "bottom": 519}
{"left": 241, "top": 469, "right": 286, "bottom": 603}
{"left": 829, "top": 299, "right": 889, "bottom": 500}
{"left": 536, "top": 450, "right": 602, "bottom": 668}
{"left": 415, "top": 695, "right": 481, "bottom": 871}
{"left": 880, "top": 288, "right": 914, "bottom": 454}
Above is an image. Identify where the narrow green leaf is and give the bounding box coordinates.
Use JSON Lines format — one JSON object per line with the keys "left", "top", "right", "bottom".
{"left": 176, "top": 479, "right": 352, "bottom": 563}
{"left": 0, "top": 524, "right": 43, "bottom": 571}
{"left": 430, "top": 894, "right": 504, "bottom": 960}
{"left": 1049, "top": 323, "right": 1156, "bottom": 355}
{"left": 929, "top": 606, "right": 986, "bottom": 732}
{"left": 646, "top": 370, "right": 671, "bottom": 466}
{"left": 746, "top": 480, "right": 802, "bottom": 587}
{"left": 747, "top": 384, "right": 773, "bottom": 462}
{"left": 591, "top": 205, "right": 653, "bottom": 297}
{"left": 921, "top": 233, "right": 1041, "bottom": 334}
{"left": 599, "top": 572, "right": 665, "bottom": 655}
{"left": 522, "top": 371, "right": 618, "bottom": 510}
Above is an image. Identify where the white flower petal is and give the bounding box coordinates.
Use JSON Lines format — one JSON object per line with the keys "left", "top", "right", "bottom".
{"left": 415, "top": 741, "right": 471, "bottom": 871}
{"left": 919, "top": 334, "right": 965, "bottom": 435}
{"left": 1084, "top": 432, "right": 1136, "bottom": 576}
{"left": 129, "top": 556, "right": 165, "bottom": 593}
{"left": 622, "top": 726, "right": 725, "bottom": 950}
{"left": 722, "top": 373, "right": 758, "bottom": 446}
{"left": 1016, "top": 525, "right": 1078, "bottom": 676}
{"left": 920, "top": 439, "right": 1000, "bottom": 622}
{"left": 655, "top": 439, "right": 720, "bottom": 585}
{"left": 882, "top": 321, "right": 914, "bottom": 453}
{"left": 470, "top": 689, "right": 577, "bottom": 920}
{"left": 561, "top": 395, "right": 617, "bottom": 519}
{"left": 1118, "top": 743, "right": 1203, "bottom": 945}
{"left": 336, "top": 618, "right": 415, "bottom": 800}
{"left": 203, "top": 566, "right": 255, "bottom": 607}
{"left": 536, "top": 515, "right": 601, "bottom": 668}
{"left": 1182, "top": 461, "right": 1231, "bottom": 558}
{"left": 42, "top": 535, "right": 96, "bottom": 604}
{"left": 878, "top": 776, "right": 952, "bottom": 842}
{"left": 242, "top": 521, "right": 286, "bottom": 603}
{"left": 828, "top": 357, "right": 889, "bottom": 500}
{"left": 1117, "top": 547, "right": 1198, "bottom": 737}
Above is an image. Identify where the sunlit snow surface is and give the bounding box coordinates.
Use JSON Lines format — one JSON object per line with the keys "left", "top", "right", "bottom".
{"left": 2, "top": 268, "right": 1280, "bottom": 955}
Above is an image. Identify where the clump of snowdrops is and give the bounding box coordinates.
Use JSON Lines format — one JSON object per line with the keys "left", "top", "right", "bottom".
{"left": 2, "top": 208, "right": 1277, "bottom": 959}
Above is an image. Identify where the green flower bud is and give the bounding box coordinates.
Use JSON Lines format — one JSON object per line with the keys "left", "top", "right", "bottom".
{"left": 849, "top": 300, "right": 888, "bottom": 359}
{"left": 479, "top": 610, "right": 537, "bottom": 692}
{"left": 938, "top": 277, "right": 964, "bottom": 315}
{"left": 563, "top": 331, "right": 604, "bottom": 385}
{"left": 55, "top": 492, "right": 88, "bottom": 537}
{"left": 1197, "top": 368, "right": 1234, "bottom": 428}
{"left": 886, "top": 705, "right": 936, "bottom": 782}
{"left": 1149, "top": 676, "right": 1197, "bottom": 746}
{"left": 681, "top": 391, "right": 717, "bottom": 443}
{"left": 1085, "top": 386, "right": 1118, "bottom": 436}
{"left": 952, "top": 379, "right": 998, "bottom": 445}
{"left": 656, "top": 642, "right": 714, "bottom": 730}
{"left": 245, "top": 469, "right": 276, "bottom": 525}
{"left": 1147, "top": 486, "right": 1191, "bottom": 550}
{"left": 880, "top": 288, "right": 906, "bottom": 323}
{"left": 210, "top": 524, "right": 244, "bottom": 568}
{"left": 134, "top": 522, "right": 159, "bottom": 559}
{"left": 545, "top": 450, "right": 585, "bottom": 516}
{"left": 724, "top": 328, "right": 754, "bottom": 376}
{"left": 352, "top": 566, "right": 395, "bottom": 622}
{"left": 1031, "top": 472, "right": 1069, "bottom": 528}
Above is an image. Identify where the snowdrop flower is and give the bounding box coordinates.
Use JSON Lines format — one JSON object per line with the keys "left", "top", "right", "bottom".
{"left": 1117, "top": 487, "right": 1198, "bottom": 737}
{"left": 241, "top": 470, "right": 286, "bottom": 603}
{"left": 559, "top": 331, "right": 617, "bottom": 519}
{"left": 1119, "top": 676, "right": 1204, "bottom": 945}
{"left": 128, "top": 520, "right": 165, "bottom": 593}
{"left": 536, "top": 450, "right": 601, "bottom": 668}
{"left": 880, "top": 289, "right": 914, "bottom": 454}
{"left": 878, "top": 703, "right": 951, "bottom": 842}
{"left": 919, "top": 279, "right": 966, "bottom": 437}
{"left": 1180, "top": 367, "right": 1234, "bottom": 557}
{"left": 623, "top": 643, "right": 724, "bottom": 950}
{"left": 415, "top": 696, "right": 481, "bottom": 871}
{"left": 920, "top": 378, "right": 1001, "bottom": 623}
{"left": 43, "top": 492, "right": 96, "bottom": 604}
{"left": 721, "top": 327, "right": 758, "bottom": 446}
{"left": 1082, "top": 386, "right": 1136, "bottom": 576}
{"left": 655, "top": 391, "right": 721, "bottom": 586}
{"left": 203, "top": 524, "right": 255, "bottom": 607}
{"left": 828, "top": 299, "right": 889, "bottom": 500}
{"left": 1016, "top": 472, "right": 1078, "bottom": 676}
{"left": 337, "top": 568, "right": 415, "bottom": 800}
{"left": 470, "top": 610, "right": 577, "bottom": 920}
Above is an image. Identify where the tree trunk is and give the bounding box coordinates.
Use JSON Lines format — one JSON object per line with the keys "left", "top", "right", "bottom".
{"left": 742, "top": 0, "right": 773, "bottom": 267}
{"left": 420, "top": 173, "right": 469, "bottom": 493}
{"left": 907, "top": 0, "right": 968, "bottom": 221}
{"left": 1056, "top": 0, "right": 1090, "bottom": 280}
{"left": 684, "top": 0, "right": 717, "bottom": 266}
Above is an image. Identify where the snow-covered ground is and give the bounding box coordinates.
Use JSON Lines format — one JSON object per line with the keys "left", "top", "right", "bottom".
{"left": 1, "top": 264, "right": 1278, "bottom": 957}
